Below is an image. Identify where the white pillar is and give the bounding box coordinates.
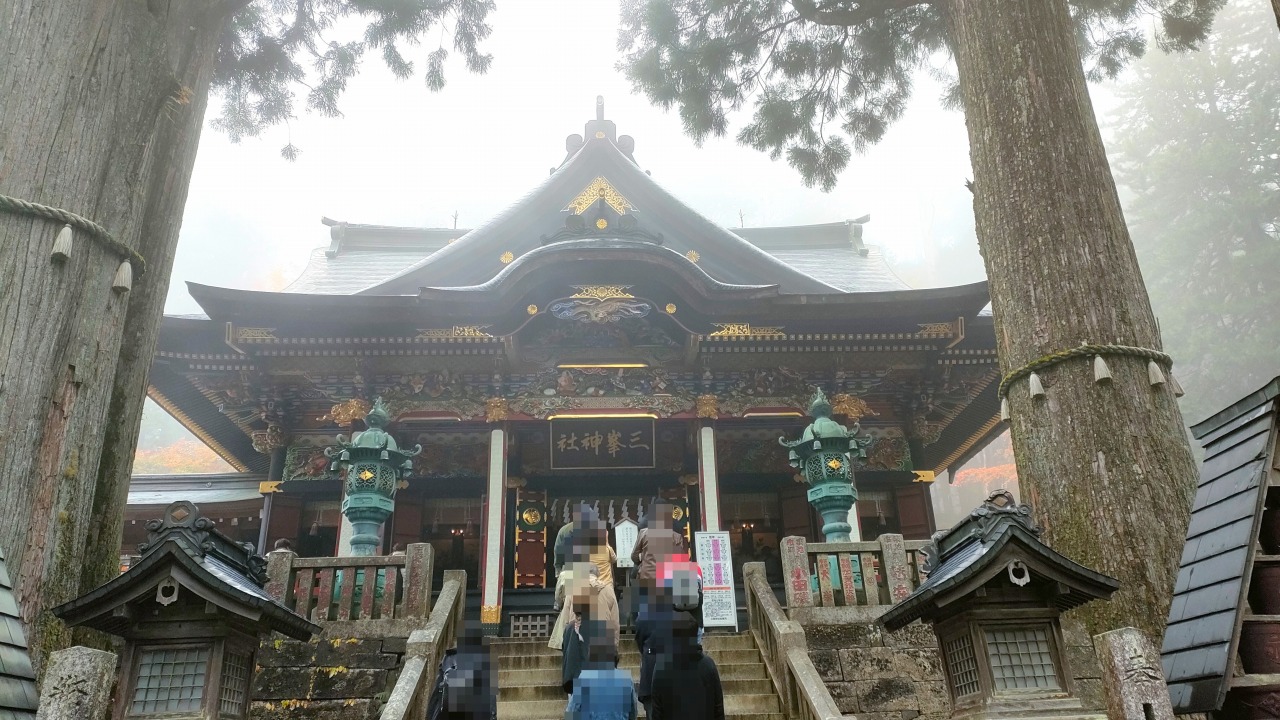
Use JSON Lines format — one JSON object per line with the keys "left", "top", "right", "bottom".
{"left": 480, "top": 426, "right": 507, "bottom": 631}
{"left": 846, "top": 502, "right": 863, "bottom": 542}
{"left": 698, "top": 425, "right": 722, "bottom": 531}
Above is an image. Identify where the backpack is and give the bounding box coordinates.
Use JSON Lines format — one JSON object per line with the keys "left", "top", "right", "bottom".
{"left": 659, "top": 559, "right": 703, "bottom": 612}
{"left": 425, "top": 650, "right": 456, "bottom": 720}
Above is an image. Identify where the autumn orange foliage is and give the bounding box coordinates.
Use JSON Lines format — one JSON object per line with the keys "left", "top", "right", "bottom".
{"left": 133, "top": 438, "right": 231, "bottom": 474}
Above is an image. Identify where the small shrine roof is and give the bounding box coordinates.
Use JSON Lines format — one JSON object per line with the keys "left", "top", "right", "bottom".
{"left": 53, "top": 501, "right": 317, "bottom": 641}
{"left": 880, "top": 490, "right": 1118, "bottom": 631}
{"left": 1163, "top": 376, "right": 1280, "bottom": 713}
{"left": 0, "top": 545, "right": 37, "bottom": 720}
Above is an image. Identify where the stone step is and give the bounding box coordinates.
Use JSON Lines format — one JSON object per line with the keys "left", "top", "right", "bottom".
{"left": 498, "top": 661, "right": 768, "bottom": 688}
{"left": 497, "top": 677, "right": 772, "bottom": 702}
{"left": 496, "top": 694, "right": 781, "bottom": 719}
{"left": 487, "top": 633, "right": 756, "bottom": 655}
{"left": 497, "top": 648, "right": 761, "bottom": 671}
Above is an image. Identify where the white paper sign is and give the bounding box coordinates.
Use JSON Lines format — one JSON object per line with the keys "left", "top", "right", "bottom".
{"left": 614, "top": 519, "right": 638, "bottom": 568}
{"left": 694, "top": 531, "right": 738, "bottom": 631}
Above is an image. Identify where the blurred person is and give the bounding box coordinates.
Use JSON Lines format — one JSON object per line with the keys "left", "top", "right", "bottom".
{"left": 632, "top": 580, "right": 675, "bottom": 719}
{"left": 427, "top": 620, "right": 496, "bottom": 720}
{"left": 561, "top": 565, "right": 620, "bottom": 693}
{"left": 631, "top": 501, "right": 686, "bottom": 584}
{"left": 565, "top": 633, "right": 637, "bottom": 719}
{"left": 649, "top": 611, "right": 725, "bottom": 720}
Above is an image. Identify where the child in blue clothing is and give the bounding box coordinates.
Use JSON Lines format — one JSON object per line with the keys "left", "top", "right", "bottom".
{"left": 565, "top": 637, "right": 636, "bottom": 720}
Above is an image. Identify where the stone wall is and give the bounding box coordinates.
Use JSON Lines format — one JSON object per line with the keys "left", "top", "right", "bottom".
{"left": 251, "top": 631, "right": 408, "bottom": 720}
{"left": 804, "top": 613, "right": 1104, "bottom": 720}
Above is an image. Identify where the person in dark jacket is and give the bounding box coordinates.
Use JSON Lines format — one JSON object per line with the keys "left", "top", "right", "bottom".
{"left": 426, "top": 621, "right": 496, "bottom": 720}
{"left": 649, "top": 611, "right": 725, "bottom": 720}
{"left": 632, "top": 582, "right": 675, "bottom": 718}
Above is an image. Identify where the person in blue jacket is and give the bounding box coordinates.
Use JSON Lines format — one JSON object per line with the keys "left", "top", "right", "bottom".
{"left": 565, "top": 634, "right": 637, "bottom": 720}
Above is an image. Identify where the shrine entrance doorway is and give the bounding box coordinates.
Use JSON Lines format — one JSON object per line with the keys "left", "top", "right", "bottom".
{"left": 507, "top": 478, "right": 694, "bottom": 590}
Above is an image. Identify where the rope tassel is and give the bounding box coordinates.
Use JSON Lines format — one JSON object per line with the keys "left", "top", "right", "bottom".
{"left": 1028, "top": 372, "right": 1045, "bottom": 399}
{"left": 51, "top": 224, "right": 73, "bottom": 262}
{"left": 1169, "top": 372, "right": 1185, "bottom": 398}
{"left": 1093, "top": 355, "right": 1112, "bottom": 383}
{"left": 1000, "top": 397, "right": 1010, "bottom": 422}
{"left": 1148, "top": 361, "right": 1166, "bottom": 387}
{"left": 112, "top": 260, "right": 132, "bottom": 293}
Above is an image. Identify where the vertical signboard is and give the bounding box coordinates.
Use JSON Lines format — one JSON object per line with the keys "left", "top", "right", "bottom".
{"left": 694, "top": 531, "right": 738, "bottom": 631}
{"left": 614, "top": 519, "right": 638, "bottom": 568}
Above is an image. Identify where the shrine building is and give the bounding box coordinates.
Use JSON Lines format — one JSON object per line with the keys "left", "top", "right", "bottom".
{"left": 134, "top": 100, "right": 1001, "bottom": 631}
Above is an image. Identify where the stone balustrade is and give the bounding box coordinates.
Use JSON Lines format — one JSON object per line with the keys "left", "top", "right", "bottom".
{"left": 781, "top": 534, "right": 928, "bottom": 623}
{"left": 265, "top": 543, "right": 433, "bottom": 630}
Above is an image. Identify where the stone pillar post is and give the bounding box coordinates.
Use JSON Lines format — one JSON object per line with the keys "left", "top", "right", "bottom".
{"left": 36, "top": 646, "right": 117, "bottom": 720}
{"left": 480, "top": 425, "right": 508, "bottom": 634}
{"left": 697, "top": 424, "right": 722, "bottom": 531}
{"left": 1093, "top": 627, "right": 1175, "bottom": 720}
{"left": 780, "top": 535, "right": 812, "bottom": 611}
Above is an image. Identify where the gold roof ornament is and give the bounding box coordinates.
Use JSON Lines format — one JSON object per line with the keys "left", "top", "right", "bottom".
{"left": 565, "top": 176, "right": 633, "bottom": 215}
{"left": 685, "top": 250, "right": 701, "bottom": 263}
{"left": 485, "top": 397, "right": 511, "bottom": 423}
{"left": 696, "top": 394, "right": 719, "bottom": 419}
{"left": 499, "top": 251, "right": 515, "bottom": 264}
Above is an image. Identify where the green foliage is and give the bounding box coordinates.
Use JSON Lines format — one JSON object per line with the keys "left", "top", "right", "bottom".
{"left": 618, "top": 0, "right": 1224, "bottom": 191}
{"left": 212, "top": 0, "right": 495, "bottom": 153}
{"left": 1108, "top": 0, "right": 1280, "bottom": 423}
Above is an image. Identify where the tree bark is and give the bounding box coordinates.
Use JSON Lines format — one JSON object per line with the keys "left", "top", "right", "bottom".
{"left": 940, "top": 0, "right": 1198, "bottom": 646}
{"left": 0, "top": 0, "right": 233, "bottom": 673}
{"left": 1272, "top": 0, "right": 1280, "bottom": 33}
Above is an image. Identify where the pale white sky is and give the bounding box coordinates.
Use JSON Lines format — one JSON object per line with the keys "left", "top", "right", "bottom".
{"left": 166, "top": 0, "right": 999, "bottom": 314}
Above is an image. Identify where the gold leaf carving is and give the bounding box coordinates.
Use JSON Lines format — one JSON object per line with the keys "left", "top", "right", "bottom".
{"left": 237, "top": 327, "right": 277, "bottom": 341}
{"left": 571, "top": 285, "right": 635, "bottom": 301}
{"left": 416, "top": 326, "right": 494, "bottom": 339}
{"left": 707, "top": 323, "right": 785, "bottom": 339}
{"left": 485, "top": 397, "right": 510, "bottom": 423}
{"left": 696, "top": 394, "right": 719, "bottom": 419}
{"left": 831, "top": 393, "right": 876, "bottom": 422}
{"left": 564, "top": 176, "right": 632, "bottom": 215}
{"left": 322, "top": 398, "right": 371, "bottom": 427}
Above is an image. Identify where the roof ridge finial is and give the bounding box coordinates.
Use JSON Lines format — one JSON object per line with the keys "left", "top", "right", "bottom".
{"left": 596, "top": 95, "right": 605, "bottom": 121}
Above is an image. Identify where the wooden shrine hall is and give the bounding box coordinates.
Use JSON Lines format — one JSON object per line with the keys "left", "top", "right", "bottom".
{"left": 139, "top": 100, "right": 1002, "bottom": 631}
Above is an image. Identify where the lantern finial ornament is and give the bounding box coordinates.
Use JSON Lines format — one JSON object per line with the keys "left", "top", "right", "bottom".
{"left": 326, "top": 397, "right": 421, "bottom": 556}
{"left": 779, "top": 388, "right": 872, "bottom": 541}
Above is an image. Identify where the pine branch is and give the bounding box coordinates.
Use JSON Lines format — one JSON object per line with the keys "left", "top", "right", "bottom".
{"left": 791, "top": 0, "right": 928, "bottom": 27}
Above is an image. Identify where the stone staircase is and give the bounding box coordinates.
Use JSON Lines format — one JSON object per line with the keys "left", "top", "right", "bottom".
{"left": 492, "top": 633, "right": 787, "bottom": 720}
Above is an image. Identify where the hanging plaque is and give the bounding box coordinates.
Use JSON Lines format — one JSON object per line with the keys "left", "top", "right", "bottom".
{"left": 550, "top": 417, "right": 656, "bottom": 470}
{"left": 614, "top": 518, "right": 639, "bottom": 568}
{"left": 694, "top": 531, "right": 739, "bottom": 631}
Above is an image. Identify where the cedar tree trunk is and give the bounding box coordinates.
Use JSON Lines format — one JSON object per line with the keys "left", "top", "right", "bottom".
{"left": 941, "top": 0, "right": 1198, "bottom": 646}
{"left": 0, "top": 0, "right": 235, "bottom": 673}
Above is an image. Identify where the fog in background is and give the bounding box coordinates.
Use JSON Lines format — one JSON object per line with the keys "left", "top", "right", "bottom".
{"left": 141, "top": 1, "right": 1280, "bottom": 530}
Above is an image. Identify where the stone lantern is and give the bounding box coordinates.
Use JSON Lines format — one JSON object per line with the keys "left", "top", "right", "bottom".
{"left": 879, "top": 491, "right": 1119, "bottom": 720}
{"left": 778, "top": 388, "right": 871, "bottom": 541}
{"left": 326, "top": 397, "right": 421, "bottom": 556}
{"left": 52, "top": 501, "right": 318, "bottom": 720}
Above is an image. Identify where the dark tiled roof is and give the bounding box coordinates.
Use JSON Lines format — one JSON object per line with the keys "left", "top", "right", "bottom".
{"left": 1162, "top": 377, "right": 1280, "bottom": 713}
{"left": 880, "top": 491, "right": 1118, "bottom": 631}
{"left": 0, "top": 546, "right": 37, "bottom": 720}
{"left": 284, "top": 248, "right": 435, "bottom": 294}
{"left": 281, "top": 237, "right": 910, "bottom": 297}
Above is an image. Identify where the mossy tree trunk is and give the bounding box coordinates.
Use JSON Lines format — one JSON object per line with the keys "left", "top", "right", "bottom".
{"left": 0, "top": 0, "right": 237, "bottom": 674}
{"left": 940, "top": 0, "right": 1198, "bottom": 646}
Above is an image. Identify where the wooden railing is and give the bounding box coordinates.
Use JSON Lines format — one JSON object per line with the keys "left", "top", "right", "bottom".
{"left": 780, "top": 534, "right": 928, "bottom": 613}
{"left": 744, "top": 563, "right": 852, "bottom": 720}
{"left": 264, "top": 543, "right": 434, "bottom": 625}
{"left": 379, "top": 570, "right": 467, "bottom": 720}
